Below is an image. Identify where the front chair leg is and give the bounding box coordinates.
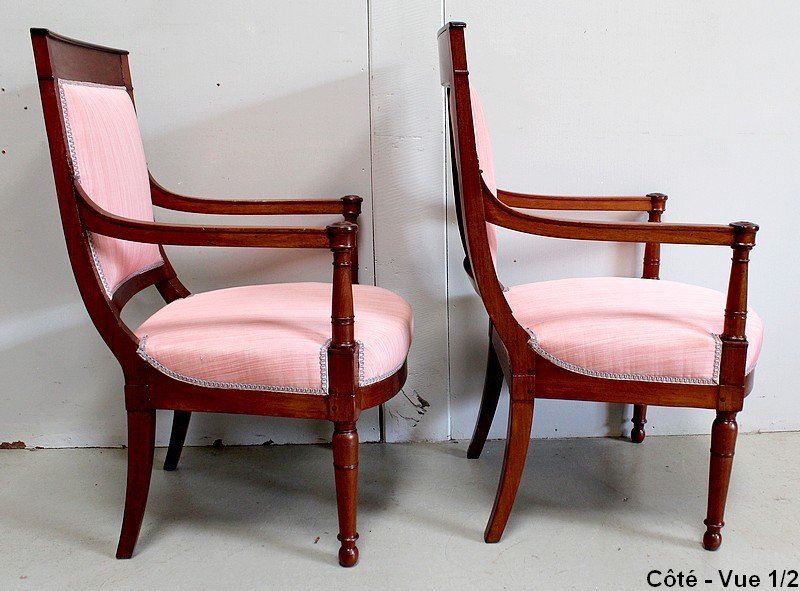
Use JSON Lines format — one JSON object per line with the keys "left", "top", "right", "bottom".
{"left": 703, "top": 411, "right": 738, "bottom": 551}
{"left": 631, "top": 404, "right": 647, "bottom": 443}
{"left": 484, "top": 389, "right": 534, "bottom": 543}
{"left": 116, "top": 409, "right": 156, "bottom": 559}
{"left": 163, "top": 411, "right": 191, "bottom": 471}
{"left": 468, "top": 339, "right": 504, "bottom": 459}
{"left": 332, "top": 421, "right": 359, "bottom": 567}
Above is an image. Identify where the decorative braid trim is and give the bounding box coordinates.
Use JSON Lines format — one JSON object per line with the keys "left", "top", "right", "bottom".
{"left": 137, "top": 336, "right": 402, "bottom": 394}
{"left": 527, "top": 329, "right": 724, "bottom": 385}
{"left": 86, "top": 232, "right": 113, "bottom": 298}
{"left": 356, "top": 339, "right": 406, "bottom": 386}
{"left": 60, "top": 79, "right": 163, "bottom": 299}
{"left": 58, "top": 79, "right": 128, "bottom": 180}
{"left": 137, "top": 336, "right": 329, "bottom": 395}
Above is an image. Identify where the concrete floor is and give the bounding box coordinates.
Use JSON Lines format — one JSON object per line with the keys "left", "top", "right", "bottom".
{"left": 1, "top": 432, "right": 798, "bottom": 590}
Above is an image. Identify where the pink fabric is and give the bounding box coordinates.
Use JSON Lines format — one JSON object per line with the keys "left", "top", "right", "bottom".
{"left": 470, "top": 88, "right": 499, "bottom": 260}
{"left": 59, "top": 81, "right": 162, "bottom": 296}
{"left": 505, "top": 277, "right": 763, "bottom": 383}
{"left": 135, "top": 283, "right": 413, "bottom": 393}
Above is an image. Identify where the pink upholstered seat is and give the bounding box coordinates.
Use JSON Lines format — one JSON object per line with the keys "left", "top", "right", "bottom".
{"left": 135, "top": 283, "right": 413, "bottom": 394}
{"left": 505, "top": 277, "right": 763, "bottom": 384}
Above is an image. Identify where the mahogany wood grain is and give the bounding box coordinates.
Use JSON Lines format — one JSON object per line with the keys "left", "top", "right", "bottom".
{"left": 162, "top": 410, "right": 191, "bottom": 472}
{"left": 467, "top": 329, "right": 504, "bottom": 460}
{"left": 703, "top": 411, "right": 738, "bottom": 550}
{"left": 116, "top": 409, "right": 155, "bottom": 559}
{"left": 439, "top": 21, "right": 760, "bottom": 550}
{"left": 31, "top": 28, "right": 407, "bottom": 567}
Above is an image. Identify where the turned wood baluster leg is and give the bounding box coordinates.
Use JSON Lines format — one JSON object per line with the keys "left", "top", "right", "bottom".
{"left": 326, "top": 221, "right": 360, "bottom": 566}
{"left": 333, "top": 421, "right": 359, "bottom": 567}
{"left": 702, "top": 221, "right": 757, "bottom": 550}
{"left": 468, "top": 329, "right": 504, "bottom": 459}
{"left": 632, "top": 193, "right": 667, "bottom": 443}
{"left": 116, "top": 407, "right": 156, "bottom": 559}
{"left": 484, "top": 378, "right": 534, "bottom": 543}
{"left": 163, "top": 410, "right": 191, "bottom": 471}
{"left": 703, "top": 411, "right": 738, "bottom": 550}
{"left": 631, "top": 405, "right": 648, "bottom": 444}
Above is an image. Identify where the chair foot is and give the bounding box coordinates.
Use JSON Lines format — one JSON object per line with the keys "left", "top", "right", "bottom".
{"left": 467, "top": 338, "right": 504, "bottom": 460}
{"left": 116, "top": 409, "right": 156, "bottom": 559}
{"left": 163, "top": 411, "right": 191, "bottom": 471}
{"left": 702, "top": 528, "right": 722, "bottom": 551}
{"left": 631, "top": 404, "right": 647, "bottom": 443}
{"left": 702, "top": 411, "right": 738, "bottom": 552}
{"left": 337, "top": 535, "right": 359, "bottom": 567}
{"left": 484, "top": 391, "right": 534, "bottom": 543}
{"left": 332, "top": 421, "right": 359, "bottom": 567}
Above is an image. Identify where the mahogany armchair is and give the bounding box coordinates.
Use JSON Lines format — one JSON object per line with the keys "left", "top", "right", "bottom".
{"left": 31, "top": 29, "right": 412, "bottom": 567}
{"left": 438, "top": 22, "right": 763, "bottom": 550}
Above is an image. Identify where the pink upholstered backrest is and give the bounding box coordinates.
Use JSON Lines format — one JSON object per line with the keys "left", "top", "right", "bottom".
{"left": 470, "top": 88, "right": 498, "bottom": 261}
{"left": 59, "top": 80, "right": 162, "bottom": 297}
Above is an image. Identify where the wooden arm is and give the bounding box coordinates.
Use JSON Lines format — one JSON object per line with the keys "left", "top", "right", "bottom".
{"left": 497, "top": 189, "right": 657, "bottom": 212}
{"left": 484, "top": 187, "right": 736, "bottom": 246}
{"left": 150, "top": 175, "right": 363, "bottom": 218}
{"left": 76, "top": 182, "right": 330, "bottom": 249}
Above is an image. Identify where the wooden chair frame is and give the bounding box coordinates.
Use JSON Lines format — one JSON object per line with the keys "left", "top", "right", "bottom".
{"left": 32, "top": 28, "right": 407, "bottom": 567}
{"left": 438, "top": 22, "right": 758, "bottom": 550}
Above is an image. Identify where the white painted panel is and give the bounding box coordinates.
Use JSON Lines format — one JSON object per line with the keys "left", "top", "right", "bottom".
{"left": 369, "top": 1, "right": 450, "bottom": 441}
{"left": 446, "top": 1, "right": 800, "bottom": 439}
{"left": 0, "top": 1, "right": 378, "bottom": 446}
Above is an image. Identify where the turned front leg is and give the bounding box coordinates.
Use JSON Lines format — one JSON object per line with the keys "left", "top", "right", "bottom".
{"left": 333, "top": 421, "right": 359, "bottom": 566}
{"left": 703, "top": 411, "right": 738, "bottom": 550}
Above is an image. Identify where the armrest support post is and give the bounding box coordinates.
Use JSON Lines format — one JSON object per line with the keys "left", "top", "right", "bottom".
{"left": 719, "top": 221, "right": 759, "bottom": 392}
{"left": 340, "top": 196, "right": 363, "bottom": 284}
{"left": 327, "top": 222, "right": 359, "bottom": 421}
{"left": 642, "top": 193, "right": 668, "bottom": 279}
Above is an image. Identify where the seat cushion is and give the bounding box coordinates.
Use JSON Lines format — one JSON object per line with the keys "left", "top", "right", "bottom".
{"left": 135, "top": 283, "right": 413, "bottom": 394}
{"left": 505, "top": 277, "right": 763, "bottom": 384}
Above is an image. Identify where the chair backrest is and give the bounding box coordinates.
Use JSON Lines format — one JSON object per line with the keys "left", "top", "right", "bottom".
{"left": 439, "top": 22, "right": 533, "bottom": 359}
{"left": 438, "top": 23, "right": 504, "bottom": 297}
{"left": 32, "top": 29, "right": 179, "bottom": 365}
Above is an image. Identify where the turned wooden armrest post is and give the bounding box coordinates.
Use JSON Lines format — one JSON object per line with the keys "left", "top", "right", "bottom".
{"left": 642, "top": 193, "right": 668, "bottom": 279}
{"left": 718, "top": 222, "right": 758, "bottom": 395}
{"left": 327, "top": 221, "right": 359, "bottom": 422}
{"left": 340, "top": 196, "right": 363, "bottom": 285}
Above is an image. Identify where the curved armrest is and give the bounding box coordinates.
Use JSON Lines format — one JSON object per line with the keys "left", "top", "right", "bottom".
{"left": 497, "top": 189, "right": 660, "bottom": 212}
{"left": 150, "top": 175, "right": 362, "bottom": 217}
{"left": 485, "top": 192, "right": 738, "bottom": 246}
{"left": 77, "top": 182, "right": 330, "bottom": 249}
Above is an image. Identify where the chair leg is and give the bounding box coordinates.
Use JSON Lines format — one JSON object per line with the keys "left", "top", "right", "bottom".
{"left": 332, "top": 421, "right": 359, "bottom": 567}
{"left": 467, "top": 340, "right": 504, "bottom": 459}
{"left": 116, "top": 409, "right": 156, "bottom": 559}
{"left": 484, "top": 391, "right": 534, "bottom": 543}
{"left": 703, "top": 411, "right": 738, "bottom": 551}
{"left": 163, "top": 411, "right": 191, "bottom": 471}
{"left": 631, "top": 404, "right": 647, "bottom": 443}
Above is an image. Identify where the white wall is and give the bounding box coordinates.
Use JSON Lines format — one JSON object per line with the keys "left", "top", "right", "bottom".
{"left": 446, "top": 1, "right": 800, "bottom": 439}
{"left": 1, "top": 1, "right": 798, "bottom": 447}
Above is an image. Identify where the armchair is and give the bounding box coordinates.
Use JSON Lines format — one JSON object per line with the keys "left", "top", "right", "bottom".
{"left": 439, "top": 21, "right": 762, "bottom": 550}
{"left": 32, "top": 28, "right": 412, "bottom": 567}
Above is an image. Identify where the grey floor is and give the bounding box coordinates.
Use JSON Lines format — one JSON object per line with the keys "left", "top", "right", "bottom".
{"left": 1, "top": 432, "right": 798, "bottom": 590}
